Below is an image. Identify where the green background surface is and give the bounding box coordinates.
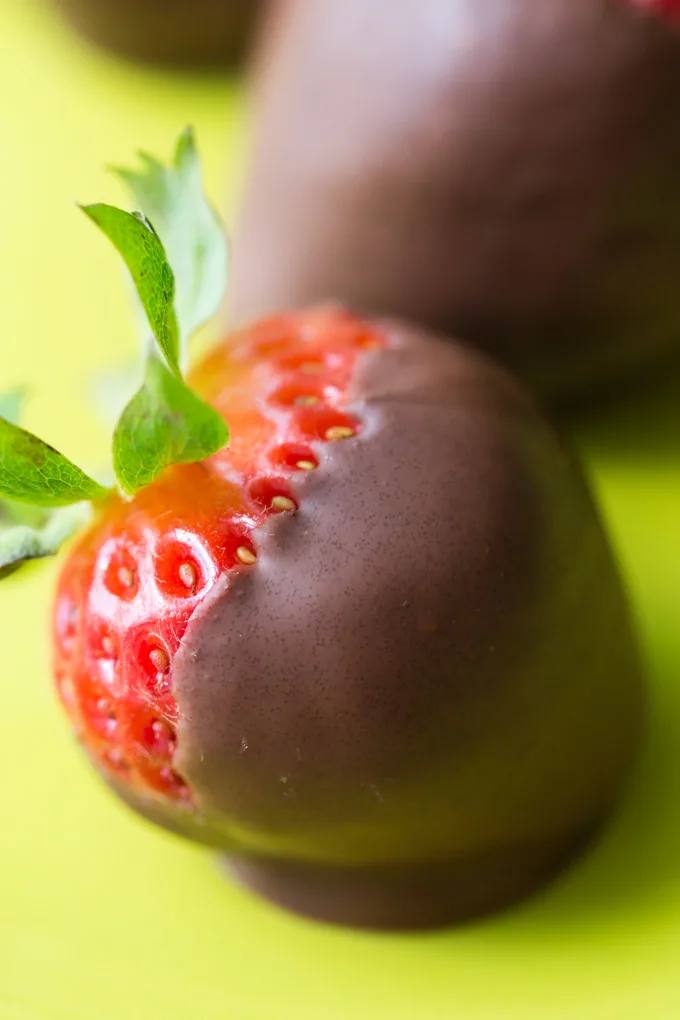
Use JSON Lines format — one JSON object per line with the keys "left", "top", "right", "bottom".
{"left": 1, "top": 2, "right": 679, "bottom": 1017}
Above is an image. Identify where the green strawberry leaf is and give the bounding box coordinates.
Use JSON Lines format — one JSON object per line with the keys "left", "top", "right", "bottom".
{"left": 0, "top": 416, "right": 109, "bottom": 507}
{"left": 111, "top": 127, "right": 228, "bottom": 362}
{"left": 0, "top": 131, "right": 231, "bottom": 582}
{"left": 82, "top": 132, "right": 232, "bottom": 497}
{"left": 0, "top": 502, "right": 91, "bottom": 579}
{"left": 113, "top": 349, "right": 229, "bottom": 495}
{"left": 80, "top": 204, "right": 181, "bottom": 374}
{"left": 0, "top": 389, "right": 25, "bottom": 426}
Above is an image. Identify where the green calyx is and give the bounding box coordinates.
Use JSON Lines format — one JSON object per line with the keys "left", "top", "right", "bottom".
{"left": 81, "top": 206, "right": 180, "bottom": 372}
{"left": 0, "top": 390, "right": 103, "bottom": 577}
{"left": 112, "top": 347, "right": 228, "bottom": 495}
{"left": 108, "top": 126, "right": 229, "bottom": 364}
{"left": 0, "top": 501, "right": 92, "bottom": 580}
{"left": 0, "top": 128, "right": 230, "bottom": 578}
{"left": 0, "top": 416, "right": 109, "bottom": 507}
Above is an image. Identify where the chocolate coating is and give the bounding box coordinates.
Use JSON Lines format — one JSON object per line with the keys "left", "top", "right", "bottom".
{"left": 231, "top": 0, "right": 680, "bottom": 401}
{"left": 133, "top": 319, "right": 643, "bottom": 930}
{"left": 54, "top": 0, "right": 263, "bottom": 68}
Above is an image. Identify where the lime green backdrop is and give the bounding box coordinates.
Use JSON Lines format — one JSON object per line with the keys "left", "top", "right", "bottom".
{"left": 1, "top": 2, "right": 680, "bottom": 1018}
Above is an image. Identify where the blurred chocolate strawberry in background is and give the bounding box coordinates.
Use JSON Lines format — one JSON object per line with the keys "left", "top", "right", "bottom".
{"left": 230, "top": 0, "right": 680, "bottom": 403}
{"left": 53, "top": 0, "right": 264, "bottom": 68}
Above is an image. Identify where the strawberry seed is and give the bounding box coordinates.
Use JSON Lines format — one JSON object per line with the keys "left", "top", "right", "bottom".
{"left": 271, "top": 495, "right": 297, "bottom": 512}
{"left": 149, "top": 647, "right": 170, "bottom": 674}
{"left": 101, "top": 634, "right": 116, "bottom": 657}
{"left": 178, "top": 561, "right": 198, "bottom": 592}
{"left": 118, "top": 566, "right": 135, "bottom": 588}
{"left": 102, "top": 749, "right": 131, "bottom": 776}
{"left": 143, "top": 718, "right": 177, "bottom": 759}
{"left": 325, "top": 425, "right": 355, "bottom": 441}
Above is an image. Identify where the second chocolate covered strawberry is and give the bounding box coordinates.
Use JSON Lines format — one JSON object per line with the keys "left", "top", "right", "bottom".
{"left": 231, "top": 0, "right": 680, "bottom": 401}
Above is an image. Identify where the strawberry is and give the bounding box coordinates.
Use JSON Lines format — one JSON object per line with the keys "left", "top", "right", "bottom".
{"left": 0, "top": 132, "right": 642, "bottom": 929}
{"left": 53, "top": 306, "right": 382, "bottom": 807}
{"left": 231, "top": 0, "right": 680, "bottom": 405}
{"left": 54, "top": 0, "right": 262, "bottom": 69}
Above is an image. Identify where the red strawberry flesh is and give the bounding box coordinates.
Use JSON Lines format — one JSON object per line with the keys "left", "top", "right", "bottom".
{"left": 626, "top": 0, "right": 680, "bottom": 19}
{"left": 53, "top": 308, "right": 385, "bottom": 807}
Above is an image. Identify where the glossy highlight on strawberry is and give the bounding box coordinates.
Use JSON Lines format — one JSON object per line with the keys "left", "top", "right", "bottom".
{"left": 53, "top": 309, "right": 384, "bottom": 806}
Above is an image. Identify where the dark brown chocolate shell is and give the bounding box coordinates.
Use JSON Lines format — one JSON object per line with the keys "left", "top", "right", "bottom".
{"left": 53, "top": 0, "right": 264, "bottom": 68}
{"left": 231, "top": 0, "right": 680, "bottom": 400}
{"left": 112, "top": 320, "right": 642, "bottom": 929}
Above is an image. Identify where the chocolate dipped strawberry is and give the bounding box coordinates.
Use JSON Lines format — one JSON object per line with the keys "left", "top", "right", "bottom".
{"left": 53, "top": 0, "right": 264, "bottom": 68}
{"left": 231, "top": 0, "right": 680, "bottom": 402}
{"left": 0, "top": 133, "right": 642, "bottom": 929}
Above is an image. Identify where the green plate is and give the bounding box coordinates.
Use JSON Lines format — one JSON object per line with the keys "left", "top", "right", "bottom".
{"left": 1, "top": 2, "right": 680, "bottom": 1017}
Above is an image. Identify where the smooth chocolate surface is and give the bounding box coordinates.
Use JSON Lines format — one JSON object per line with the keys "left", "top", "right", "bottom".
{"left": 54, "top": 0, "right": 263, "bottom": 68}
{"left": 159, "top": 320, "right": 643, "bottom": 928}
{"left": 231, "top": 0, "right": 680, "bottom": 400}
